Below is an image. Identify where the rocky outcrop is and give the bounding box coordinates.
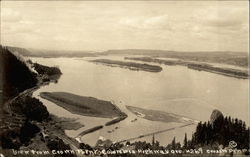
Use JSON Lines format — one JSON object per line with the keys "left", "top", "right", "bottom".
{"left": 210, "top": 109, "right": 224, "bottom": 125}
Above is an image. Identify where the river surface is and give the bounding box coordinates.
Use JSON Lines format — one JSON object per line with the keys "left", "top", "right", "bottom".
{"left": 31, "top": 55, "right": 249, "bottom": 146}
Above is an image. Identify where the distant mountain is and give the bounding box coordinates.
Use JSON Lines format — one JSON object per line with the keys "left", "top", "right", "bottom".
{"left": 102, "top": 49, "right": 248, "bottom": 67}
{"left": 7, "top": 46, "right": 32, "bottom": 56}
{"left": 7, "top": 46, "right": 97, "bottom": 58}
{"left": 103, "top": 49, "right": 248, "bottom": 57}
{"left": 6, "top": 46, "right": 249, "bottom": 67}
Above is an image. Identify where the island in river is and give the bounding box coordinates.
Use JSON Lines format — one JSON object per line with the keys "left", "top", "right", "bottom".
{"left": 40, "top": 92, "right": 127, "bottom": 118}
{"left": 126, "top": 106, "right": 197, "bottom": 124}
{"left": 91, "top": 59, "right": 162, "bottom": 72}
{"left": 125, "top": 57, "right": 249, "bottom": 79}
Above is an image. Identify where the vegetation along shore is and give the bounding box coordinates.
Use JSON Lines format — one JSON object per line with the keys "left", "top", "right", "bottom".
{"left": 91, "top": 59, "right": 163, "bottom": 72}
{"left": 125, "top": 57, "right": 249, "bottom": 79}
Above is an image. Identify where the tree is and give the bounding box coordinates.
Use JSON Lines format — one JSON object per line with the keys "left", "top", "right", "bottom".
{"left": 171, "top": 137, "right": 176, "bottom": 149}
{"left": 183, "top": 133, "right": 187, "bottom": 149}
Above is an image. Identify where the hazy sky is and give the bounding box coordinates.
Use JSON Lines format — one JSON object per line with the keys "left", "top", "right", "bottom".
{"left": 1, "top": 1, "right": 249, "bottom": 52}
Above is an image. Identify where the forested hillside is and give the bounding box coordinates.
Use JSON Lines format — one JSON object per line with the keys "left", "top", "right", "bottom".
{"left": 0, "top": 45, "right": 38, "bottom": 103}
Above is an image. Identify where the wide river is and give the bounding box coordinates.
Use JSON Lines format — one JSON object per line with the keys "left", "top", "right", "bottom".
{"left": 31, "top": 55, "right": 249, "bottom": 146}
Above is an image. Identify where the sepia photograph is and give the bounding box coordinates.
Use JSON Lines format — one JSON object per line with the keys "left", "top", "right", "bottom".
{"left": 0, "top": 0, "right": 249, "bottom": 156}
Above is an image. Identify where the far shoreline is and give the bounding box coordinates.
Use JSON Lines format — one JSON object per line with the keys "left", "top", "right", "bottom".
{"left": 125, "top": 57, "right": 249, "bottom": 79}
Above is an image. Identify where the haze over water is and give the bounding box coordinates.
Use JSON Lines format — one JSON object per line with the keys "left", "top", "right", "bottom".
{"left": 32, "top": 56, "right": 248, "bottom": 146}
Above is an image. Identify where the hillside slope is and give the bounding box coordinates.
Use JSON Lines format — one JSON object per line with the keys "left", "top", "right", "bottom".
{"left": 0, "top": 45, "right": 38, "bottom": 104}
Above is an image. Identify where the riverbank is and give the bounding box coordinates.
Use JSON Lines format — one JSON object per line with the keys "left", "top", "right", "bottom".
{"left": 40, "top": 92, "right": 127, "bottom": 118}
{"left": 91, "top": 59, "right": 162, "bottom": 72}
{"left": 125, "top": 57, "right": 249, "bottom": 79}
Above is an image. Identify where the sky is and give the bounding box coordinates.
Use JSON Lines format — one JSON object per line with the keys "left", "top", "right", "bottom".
{"left": 0, "top": 1, "right": 249, "bottom": 52}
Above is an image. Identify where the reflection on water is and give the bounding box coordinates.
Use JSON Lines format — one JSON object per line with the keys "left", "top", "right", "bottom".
{"left": 31, "top": 56, "right": 248, "bottom": 146}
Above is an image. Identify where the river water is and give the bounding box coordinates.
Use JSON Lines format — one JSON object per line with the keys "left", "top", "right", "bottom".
{"left": 31, "top": 55, "right": 249, "bottom": 146}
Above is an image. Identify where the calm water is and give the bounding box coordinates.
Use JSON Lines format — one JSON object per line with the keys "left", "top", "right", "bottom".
{"left": 31, "top": 56, "right": 249, "bottom": 146}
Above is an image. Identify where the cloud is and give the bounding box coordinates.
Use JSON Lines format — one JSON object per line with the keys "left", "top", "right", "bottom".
{"left": 119, "top": 15, "right": 171, "bottom": 30}
{"left": 1, "top": 1, "right": 248, "bottom": 52}
{"left": 193, "top": 6, "right": 248, "bottom": 31}
{"left": 1, "top": 8, "right": 22, "bottom": 23}
{"left": 2, "top": 20, "right": 40, "bottom": 35}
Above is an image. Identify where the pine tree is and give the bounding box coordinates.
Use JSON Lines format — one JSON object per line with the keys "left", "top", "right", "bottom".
{"left": 171, "top": 137, "right": 176, "bottom": 149}
{"left": 152, "top": 134, "right": 155, "bottom": 146}
{"left": 183, "top": 133, "right": 187, "bottom": 149}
